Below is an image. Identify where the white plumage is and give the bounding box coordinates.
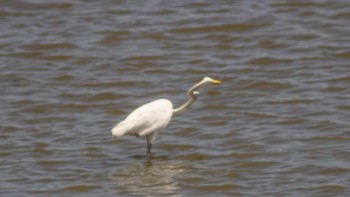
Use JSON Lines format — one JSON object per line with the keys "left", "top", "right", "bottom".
{"left": 111, "top": 77, "right": 222, "bottom": 156}
{"left": 112, "top": 99, "right": 173, "bottom": 138}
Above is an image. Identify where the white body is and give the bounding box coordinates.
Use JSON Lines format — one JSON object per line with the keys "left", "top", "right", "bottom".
{"left": 112, "top": 99, "right": 173, "bottom": 144}
{"left": 111, "top": 77, "right": 221, "bottom": 156}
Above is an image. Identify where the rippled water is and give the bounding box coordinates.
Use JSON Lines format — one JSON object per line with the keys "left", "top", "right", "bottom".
{"left": 1, "top": 0, "right": 350, "bottom": 196}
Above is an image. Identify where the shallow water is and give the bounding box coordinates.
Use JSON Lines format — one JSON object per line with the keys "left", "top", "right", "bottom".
{"left": 1, "top": 0, "right": 350, "bottom": 196}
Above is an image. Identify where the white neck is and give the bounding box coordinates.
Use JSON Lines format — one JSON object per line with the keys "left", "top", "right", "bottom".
{"left": 172, "top": 94, "right": 198, "bottom": 117}
{"left": 172, "top": 79, "right": 207, "bottom": 117}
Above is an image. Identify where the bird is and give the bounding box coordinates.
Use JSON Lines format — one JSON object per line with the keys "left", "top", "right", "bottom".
{"left": 111, "top": 77, "right": 222, "bottom": 156}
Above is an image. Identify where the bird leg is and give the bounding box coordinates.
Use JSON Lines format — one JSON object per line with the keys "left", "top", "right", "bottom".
{"left": 146, "top": 132, "right": 158, "bottom": 157}
{"left": 146, "top": 143, "right": 152, "bottom": 157}
{"left": 146, "top": 137, "right": 152, "bottom": 157}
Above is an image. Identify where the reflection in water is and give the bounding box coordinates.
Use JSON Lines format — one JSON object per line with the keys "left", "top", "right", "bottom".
{"left": 113, "top": 157, "right": 184, "bottom": 197}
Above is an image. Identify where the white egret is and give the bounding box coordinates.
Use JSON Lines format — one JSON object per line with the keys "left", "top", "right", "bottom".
{"left": 111, "top": 77, "right": 222, "bottom": 156}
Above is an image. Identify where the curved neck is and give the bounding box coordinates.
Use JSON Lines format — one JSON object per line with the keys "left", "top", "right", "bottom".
{"left": 173, "top": 94, "right": 197, "bottom": 117}
{"left": 187, "top": 80, "right": 205, "bottom": 97}
{"left": 173, "top": 79, "right": 206, "bottom": 117}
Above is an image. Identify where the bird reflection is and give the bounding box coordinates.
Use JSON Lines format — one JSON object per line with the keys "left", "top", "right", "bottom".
{"left": 113, "top": 157, "right": 184, "bottom": 197}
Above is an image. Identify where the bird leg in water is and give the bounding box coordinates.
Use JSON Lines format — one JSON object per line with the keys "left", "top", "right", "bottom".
{"left": 146, "top": 137, "right": 152, "bottom": 156}
{"left": 146, "top": 143, "right": 152, "bottom": 156}
{"left": 146, "top": 132, "right": 158, "bottom": 156}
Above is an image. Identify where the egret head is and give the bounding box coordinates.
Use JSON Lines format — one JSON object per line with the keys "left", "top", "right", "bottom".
{"left": 187, "top": 77, "right": 222, "bottom": 97}
{"left": 203, "top": 77, "right": 222, "bottom": 85}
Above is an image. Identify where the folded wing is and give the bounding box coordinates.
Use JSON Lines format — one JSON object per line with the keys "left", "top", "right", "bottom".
{"left": 111, "top": 99, "right": 173, "bottom": 137}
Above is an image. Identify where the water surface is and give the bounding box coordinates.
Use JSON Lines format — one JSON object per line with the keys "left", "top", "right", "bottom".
{"left": 1, "top": 0, "right": 350, "bottom": 196}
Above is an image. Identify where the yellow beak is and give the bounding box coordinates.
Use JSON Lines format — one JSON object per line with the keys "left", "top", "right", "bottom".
{"left": 211, "top": 79, "right": 222, "bottom": 85}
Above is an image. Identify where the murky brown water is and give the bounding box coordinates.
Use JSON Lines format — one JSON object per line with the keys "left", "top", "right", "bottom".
{"left": 1, "top": 0, "right": 350, "bottom": 196}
